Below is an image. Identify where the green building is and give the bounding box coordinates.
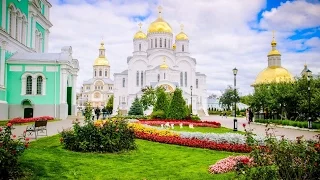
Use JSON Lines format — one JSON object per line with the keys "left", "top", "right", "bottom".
{"left": 0, "top": 0, "right": 79, "bottom": 120}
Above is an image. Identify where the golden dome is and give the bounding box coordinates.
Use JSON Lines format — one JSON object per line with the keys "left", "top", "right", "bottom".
{"left": 253, "top": 67, "right": 294, "bottom": 86}
{"left": 268, "top": 49, "right": 281, "bottom": 56}
{"left": 176, "top": 24, "right": 188, "bottom": 40}
{"left": 160, "top": 57, "right": 169, "bottom": 69}
{"left": 172, "top": 43, "right": 176, "bottom": 50}
{"left": 268, "top": 31, "right": 281, "bottom": 56}
{"left": 134, "top": 31, "right": 147, "bottom": 39}
{"left": 148, "top": 6, "right": 172, "bottom": 34}
{"left": 94, "top": 42, "right": 109, "bottom": 66}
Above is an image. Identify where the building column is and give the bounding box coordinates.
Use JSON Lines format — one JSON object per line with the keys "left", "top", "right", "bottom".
{"left": 60, "top": 69, "right": 68, "bottom": 103}
{"left": 1, "top": 0, "right": 6, "bottom": 30}
{"left": 72, "top": 73, "right": 77, "bottom": 115}
{"left": 0, "top": 41, "right": 7, "bottom": 87}
{"left": 44, "top": 29, "right": 49, "bottom": 53}
{"left": 10, "top": 11, "right": 17, "bottom": 37}
{"left": 32, "top": 15, "right": 37, "bottom": 49}
{"left": 27, "top": 12, "right": 32, "bottom": 47}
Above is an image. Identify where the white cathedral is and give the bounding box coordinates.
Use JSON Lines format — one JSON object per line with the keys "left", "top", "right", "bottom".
{"left": 113, "top": 7, "right": 208, "bottom": 116}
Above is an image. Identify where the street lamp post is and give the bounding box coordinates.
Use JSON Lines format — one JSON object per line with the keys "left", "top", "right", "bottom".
{"left": 233, "top": 67, "right": 238, "bottom": 131}
{"left": 190, "top": 85, "right": 193, "bottom": 116}
{"left": 307, "top": 69, "right": 312, "bottom": 129}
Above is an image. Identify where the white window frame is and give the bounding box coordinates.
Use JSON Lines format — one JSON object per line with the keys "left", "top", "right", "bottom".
{"left": 21, "top": 73, "right": 46, "bottom": 95}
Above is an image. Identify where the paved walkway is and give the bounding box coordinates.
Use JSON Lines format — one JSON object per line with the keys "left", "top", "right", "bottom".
{"left": 8, "top": 115, "right": 320, "bottom": 141}
{"left": 201, "top": 115, "right": 320, "bottom": 141}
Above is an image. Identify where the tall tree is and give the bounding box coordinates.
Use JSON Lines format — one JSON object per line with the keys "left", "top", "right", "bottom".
{"left": 128, "top": 97, "right": 144, "bottom": 115}
{"left": 153, "top": 88, "right": 169, "bottom": 117}
{"left": 140, "top": 86, "right": 165, "bottom": 110}
{"left": 106, "top": 95, "right": 114, "bottom": 114}
{"left": 167, "top": 88, "right": 187, "bottom": 120}
{"left": 219, "top": 86, "right": 240, "bottom": 110}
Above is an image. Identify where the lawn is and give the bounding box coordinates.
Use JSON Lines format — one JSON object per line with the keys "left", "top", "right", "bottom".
{"left": 21, "top": 135, "right": 237, "bottom": 180}
{"left": 159, "top": 125, "right": 244, "bottom": 134}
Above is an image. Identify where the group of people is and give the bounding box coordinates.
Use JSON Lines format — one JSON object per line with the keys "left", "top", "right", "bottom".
{"left": 91, "top": 107, "right": 109, "bottom": 120}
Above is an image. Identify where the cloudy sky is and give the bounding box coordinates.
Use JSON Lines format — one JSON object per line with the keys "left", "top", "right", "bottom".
{"left": 48, "top": 0, "right": 320, "bottom": 96}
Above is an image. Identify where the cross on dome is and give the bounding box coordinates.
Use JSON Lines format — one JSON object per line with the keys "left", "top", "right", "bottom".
{"left": 138, "top": 22, "right": 142, "bottom": 30}
{"left": 180, "top": 24, "right": 184, "bottom": 32}
{"left": 272, "top": 30, "right": 275, "bottom": 40}
{"left": 158, "top": 6, "right": 162, "bottom": 18}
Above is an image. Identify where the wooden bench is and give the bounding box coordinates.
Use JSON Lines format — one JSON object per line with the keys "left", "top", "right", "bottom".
{"left": 25, "top": 120, "right": 48, "bottom": 139}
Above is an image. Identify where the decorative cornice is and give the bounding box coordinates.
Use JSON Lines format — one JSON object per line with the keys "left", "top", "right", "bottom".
{"left": 0, "top": 29, "right": 35, "bottom": 52}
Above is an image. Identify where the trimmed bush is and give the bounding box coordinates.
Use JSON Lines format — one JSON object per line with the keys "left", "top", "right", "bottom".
{"left": 128, "top": 97, "right": 144, "bottom": 116}
{"left": 60, "top": 119, "right": 136, "bottom": 153}
{"left": 167, "top": 88, "right": 187, "bottom": 120}
{"left": 153, "top": 89, "right": 169, "bottom": 118}
{"left": 151, "top": 110, "right": 166, "bottom": 119}
{"left": 255, "top": 119, "right": 320, "bottom": 129}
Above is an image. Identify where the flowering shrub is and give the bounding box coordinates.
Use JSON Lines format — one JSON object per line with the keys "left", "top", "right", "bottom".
{"left": 209, "top": 155, "right": 253, "bottom": 174}
{"left": 60, "top": 119, "right": 136, "bottom": 153}
{"left": 129, "top": 123, "right": 178, "bottom": 137}
{"left": 0, "top": 123, "right": 29, "bottom": 179}
{"left": 9, "top": 116, "right": 54, "bottom": 124}
{"left": 139, "top": 120, "right": 221, "bottom": 128}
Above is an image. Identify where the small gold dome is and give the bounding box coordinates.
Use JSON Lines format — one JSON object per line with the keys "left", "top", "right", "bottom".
{"left": 134, "top": 31, "right": 147, "bottom": 39}
{"left": 253, "top": 67, "right": 294, "bottom": 86}
{"left": 172, "top": 43, "right": 176, "bottom": 50}
{"left": 160, "top": 57, "right": 169, "bottom": 69}
{"left": 148, "top": 18, "right": 172, "bottom": 33}
{"left": 94, "top": 57, "right": 109, "bottom": 66}
{"left": 176, "top": 32, "right": 188, "bottom": 40}
{"left": 268, "top": 49, "right": 281, "bottom": 56}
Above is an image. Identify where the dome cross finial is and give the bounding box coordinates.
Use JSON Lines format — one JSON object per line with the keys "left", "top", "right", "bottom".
{"left": 180, "top": 24, "right": 184, "bottom": 32}
{"left": 272, "top": 30, "right": 275, "bottom": 40}
{"left": 158, "top": 6, "right": 162, "bottom": 18}
{"left": 138, "top": 22, "right": 142, "bottom": 30}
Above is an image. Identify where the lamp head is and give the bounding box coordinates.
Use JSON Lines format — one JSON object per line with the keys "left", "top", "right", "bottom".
{"left": 233, "top": 67, "right": 238, "bottom": 76}
{"left": 190, "top": 85, "right": 193, "bottom": 90}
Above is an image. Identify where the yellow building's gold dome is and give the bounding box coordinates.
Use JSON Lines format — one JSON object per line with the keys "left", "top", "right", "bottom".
{"left": 93, "top": 42, "right": 109, "bottom": 66}
{"left": 134, "top": 31, "right": 147, "bottom": 39}
{"left": 148, "top": 17, "right": 172, "bottom": 33}
{"left": 94, "top": 57, "right": 109, "bottom": 66}
{"left": 253, "top": 66, "right": 294, "bottom": 86}
{"left": 176, "top": 32, "right": 188, "bottom": 40}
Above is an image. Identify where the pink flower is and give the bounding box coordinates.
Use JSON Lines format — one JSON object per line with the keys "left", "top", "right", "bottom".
{"left": 0, "top": 127, "right": 2, "bottom": 131}
{"left": 7, "top": 123, "right": 12, "bottom": 127}
{"left": 242, "top": 123, "right": 246, "bottom": 128}
{"left": 25, "top": 138, "right": 30, "bottom": 141}
{"left": 12, "top": 135, "right": 16, "bottom": 138}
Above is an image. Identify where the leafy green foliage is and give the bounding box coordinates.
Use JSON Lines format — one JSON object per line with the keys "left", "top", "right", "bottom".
{"left": 0, "top": 124, "right": 29, "bottom": 179}
{"left": 240, "top": 94, "right": 253, "bottom": 105}
{"left": 140, "top": 86, "right": 167, "bottom": 110}
{"left": 128, "top": 97, "right": 144, "bottom": 116}
{"left": 60, "top": 120, "right": 136, "bottom": 153}
{"left": 84, "top": 101, "right": 93, "bottom": 122}
{"left": 219, "top": 86, "right": 240, "bottom": 110}
{"left": 150, "top": 110, "right": 166, "bottom": 119}
{"left": 106, "top": 95, "right": 114, "bottom": 114}
{"left": 153, "top": 88, "right": 169, "bottom": 118}
{"left": 255, "top": 119, "right": 320, "bottom": 129}
{"left": 167, "top": 89, "right": 187, "bottom": 120}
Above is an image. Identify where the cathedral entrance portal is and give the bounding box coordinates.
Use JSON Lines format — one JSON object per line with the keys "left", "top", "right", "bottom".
{"left": 155, "top": 82, "right": 176, "bottom": 93}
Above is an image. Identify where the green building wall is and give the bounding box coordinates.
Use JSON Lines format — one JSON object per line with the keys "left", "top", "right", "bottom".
{"left": 6, "top": 64, "right": 61, "bottom": 105}
{"left": 6, "top": 0, "right": 29, "bottom": 31}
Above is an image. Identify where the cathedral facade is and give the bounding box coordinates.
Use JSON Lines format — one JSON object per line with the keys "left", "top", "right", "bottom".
{"left": 78, "top": 42, "right": 114, "bottom": 108}
{"left": 0, "top": 0, "right": 79, "bottom": 120}
{"left": 113, "top": 7, "right": 208, "bottom": 116}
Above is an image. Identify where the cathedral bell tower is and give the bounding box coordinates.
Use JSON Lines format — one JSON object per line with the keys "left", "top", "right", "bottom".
{"left": 93, "top": 42, "right": 110, "bottom": 79}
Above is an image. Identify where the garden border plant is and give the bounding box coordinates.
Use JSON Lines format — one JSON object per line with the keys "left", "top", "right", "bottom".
{"left": 255, "top": 118, "right": 320, "bottom": 129}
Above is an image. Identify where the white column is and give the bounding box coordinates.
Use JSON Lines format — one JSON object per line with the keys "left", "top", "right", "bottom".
{"left": 16, "top": 17, "right": 22, "bottom": 42}
{"left": 32, "top": 15, "right": 37, "bottom": 49}
{"left": 60, "top": 69, "right": 67, "bottom": 103}
{"left": 1, "top": 0, "right": 6, "bottom": 29}
{"left": 44, "top": 29, "right": 49, "bottom": 53}
{"left": 10, "top": 11, "right": 16, "bottom": 37}
{"left": 72, "top": 73, "right": 77, "bottom": 115}
{"left": 27, "top": 13, "right": 32, "bottom": 47}
{"left": 0, "top": 41, "right": 7, "bottom": 87}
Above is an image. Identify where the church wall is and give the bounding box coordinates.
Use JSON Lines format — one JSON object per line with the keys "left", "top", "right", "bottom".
{"left": 36, "top": 22, "right": 45, "bottom": 52}
{"left": 6, "top": 64, "right": 61, "bottom": 105}
{"left": 6, "top": 0, "right": 29, "bottom": 19}
{"left": 128, "top": 60, "right": 147, "bottom": 95}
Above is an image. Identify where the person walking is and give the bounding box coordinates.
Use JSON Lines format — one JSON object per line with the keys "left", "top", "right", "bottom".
{"left": 95, "top": 107, "right": 101, "bottom": 120}
{"left": 102, "top": 107, "right": 107, "bottom": 120}
{"left": 91, "top": 108, "right": 95, "bottom": 121}
{"left": 249, "top": 109, "right": 253, "bottom": 123}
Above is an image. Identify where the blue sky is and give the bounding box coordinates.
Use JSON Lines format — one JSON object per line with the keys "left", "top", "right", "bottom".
{"left": 49, "top": 0, "right": 320, "bottom": 95}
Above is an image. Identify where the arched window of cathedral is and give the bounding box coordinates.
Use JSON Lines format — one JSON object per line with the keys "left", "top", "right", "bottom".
{"left": 160, "top": 38, "right": 162, "bottom": 48}
{"left": 157, "top": 74, "right": 160, "bottom": 82}
{"left": 95, "top": 70, "right": 97, "bottom": 77}
{"left": 164, "top": 73, "right": 166, "bottom": 79}
{"left": 165, "top": 39, "right": 167, "bottom": 48}
{"left": 151, "top": 39, "right": 153, "bottom": 48}
{"left": 36, "top": 76, "right": 43, "bottom": 95}
{"left": 185, "top": 72, "right": 187, "bottom": 87}
{"left": 196, "top": 79, "right": 199, "bottom": 89}
{"left": 182, "top": 45, "right": 185, "bottom": 52}
{"left": 141, "top": 71, "right": 144, "bottom": 86}
{"left": 26, "top": 76, "right": 32, "bottom": 95}
{"left": 122, "top": 78, "right": 125, "bottom": 88}
{"left": 155, "top": 38, "right": 157, "bottom": 48}
{"left": 139, "top": 43, "right": 141, "bottom": 51}
{"left": 180, "top": 72, "right": 183, "bottom": 87}
{"left": 99, "top": 70, "right": 102, "bottom": 76}
{"left": 136, "top": 71, "right": 139, "bottom": 86}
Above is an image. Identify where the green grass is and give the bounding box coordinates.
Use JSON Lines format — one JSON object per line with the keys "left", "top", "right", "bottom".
{"left": 170, "top": 126, "right": 244, "bottom": 134}
{"left": 0, "top": 120, "right": 9, "bottom": 126}
{"left": 21, "top": 135, "right": 237, "bottom": 180}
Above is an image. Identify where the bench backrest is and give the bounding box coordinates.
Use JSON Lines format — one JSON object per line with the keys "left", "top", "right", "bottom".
{"left": 35, "top": 120, "right": 47, "bottom": 127}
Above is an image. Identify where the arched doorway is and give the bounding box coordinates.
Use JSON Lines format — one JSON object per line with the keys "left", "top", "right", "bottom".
{"left": 21, "top": 99, "right": 33, "bottom": 118}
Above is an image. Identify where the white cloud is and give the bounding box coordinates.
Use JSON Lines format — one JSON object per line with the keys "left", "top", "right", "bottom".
{"left": 47, "top": 0, "right": 320, "bottom": 97}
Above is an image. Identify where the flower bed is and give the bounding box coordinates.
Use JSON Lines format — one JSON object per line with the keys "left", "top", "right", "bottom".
{"left": 129, "top": 123, "right": 179, "bottom": 137}
{"left": 138, "top": 120, "right": 221, "bottom": 128}
{"left": 134, "top": 131, "right": 251, "bottom": 153}
{"left": 209, "top": 155, "right": 253, "bottom": 174}
{"left": 9, "top": 116, "right": 55, "bottom": 124}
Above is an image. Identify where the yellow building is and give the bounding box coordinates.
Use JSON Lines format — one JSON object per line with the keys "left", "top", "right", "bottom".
{"left": 252, "top": 33, "right": 294, "bottom": 86}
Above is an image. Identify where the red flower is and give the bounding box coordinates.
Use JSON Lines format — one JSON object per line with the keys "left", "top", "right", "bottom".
{"left": 0, "top": 127, "right": 2, "bottom": 131}
{"left": 241, "top": 158, "right": 250, "bottom": 164}
{"left": 7, "top": 123, "right": 12, "bottom": 127}
{"left": 12, "top": 135, "right": 16, "bottom": 138}
{"left": 242, "top": 123, "right": 246, "bottom": 128}
{"left": 25, "top": 138, "right": 30, "bottom": 141}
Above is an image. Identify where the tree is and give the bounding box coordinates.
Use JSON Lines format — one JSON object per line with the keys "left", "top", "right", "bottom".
{"left": 167, "top": 88, "right": 187, "bottom": 120}
{"left": 106, "top": 95, "right": 114, "bottom": 114}
{"left": 128, "top": 97, "right": 144, "bottom": 115}
{"left": 84, "top": 101, "right": 93, "bottom": 122}
{"left": 153, "top": 88, "right": 169, "bottom": 117}
{"left": 240, "top": 94, "right": 253, "bottom": 105}
{"left": 219, "top": 86, "right": 240, "bottom": 110}
{"left": 140, "top": 86, "right": 165, "bottom": 110}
